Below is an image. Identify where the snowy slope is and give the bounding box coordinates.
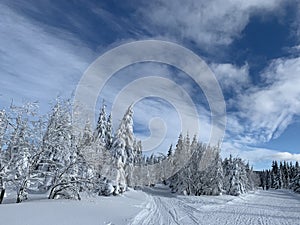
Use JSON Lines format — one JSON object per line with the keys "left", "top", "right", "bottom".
{"left": 0, "top": 187, "right": 299, "bottom": 225}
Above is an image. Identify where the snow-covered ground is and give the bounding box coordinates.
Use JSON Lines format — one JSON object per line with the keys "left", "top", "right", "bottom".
{"left": 1, "top": 186, "right": 300, "bottom": 225}
{"left": 0, "top": 189, "right": 147, "bottom": 225}
{"left": 131, "top": 185, "right": 300, "bottom": 225}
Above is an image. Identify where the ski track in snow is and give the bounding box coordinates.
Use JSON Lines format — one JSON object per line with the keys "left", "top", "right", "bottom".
{"left": 130, "top": 187, "right": 300, "bottom": 225}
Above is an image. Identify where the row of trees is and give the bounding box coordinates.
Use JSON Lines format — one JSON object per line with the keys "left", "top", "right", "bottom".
{"left": 0, "top": 99, "right": 259, "bottom": 204}
{"left": 167, "top": 137, "right": 257, "bottom": 196}
{"left": 259, "top": 161, "right": 300, "bottom": 193}
{"left": 0, "top": 100, "right": 143, "bottom": 203}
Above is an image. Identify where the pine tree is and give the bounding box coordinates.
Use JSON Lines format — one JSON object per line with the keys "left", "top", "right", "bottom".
{"left": 167, "top": 144, "right": 173, "bottom": 157}
{"left": 210, "top": 151, "right": 223, "bottom": 195}
{"left": 94, "top": 102, "right": 107, "bottom": 143}
{"left": 274, "top": 166, "right": 283, "bottom": 189}
{"left": 105, "top": 113, "right": 113, "bottom": 149}
{"left": 228, "top": 159, "right": 241, "bottom": 196}
{"left": 291, "top": 162, "right": 300, "bottom": 193}
{"left": 111, "top": 105, "right": 136, "bottom": 190}
{"left": 81, "top": 119, "right": 94, "bottom": 147}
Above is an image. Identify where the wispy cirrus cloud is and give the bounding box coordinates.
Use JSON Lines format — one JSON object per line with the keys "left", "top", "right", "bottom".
{"left": 237, "top": 56, "right": 300, "bottom": 143}
{"left": 136, "top": 0, "right": 284, "bottom": 50}
{"left": 0, "top": 2, "right": 93, "bottom": 111}
{"left": 210, "top": 54, "right": 300, "bottom": 166}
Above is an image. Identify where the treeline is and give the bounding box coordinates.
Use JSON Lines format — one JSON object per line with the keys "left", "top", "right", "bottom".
{"left": 0, "top": 99, "right": 258, "bottom": 204}
{"left": 167, "top": 145, "right": 257, "bottom": 196}
{"left": 259, "top": 161, "right": 300, "bottom": 193}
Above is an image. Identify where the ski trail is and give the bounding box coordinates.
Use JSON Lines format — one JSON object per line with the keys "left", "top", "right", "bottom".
{"left": 129, "top": 188, "right": 300, "bottom": 225}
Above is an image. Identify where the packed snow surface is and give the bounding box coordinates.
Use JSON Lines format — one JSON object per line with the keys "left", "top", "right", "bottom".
{"left": 131, "top": 186, "right": 300, "bottom": 225}
{"left": 1, "top": 186, "right": 300, "bottom": 225}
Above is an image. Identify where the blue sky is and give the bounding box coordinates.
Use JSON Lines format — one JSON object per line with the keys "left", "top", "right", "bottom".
{"left": 1, "top": 0, "right": 300, "bottom": 170}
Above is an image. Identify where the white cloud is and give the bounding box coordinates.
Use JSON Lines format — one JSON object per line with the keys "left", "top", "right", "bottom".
{"left": 221, "top": 141, "right": 300, "bottom": 170}
{"left": 138, "top": 0, "right": 283, "bottom": 49}
{"left": 212, "top": 56, "right": 300, "bottom": 168}
{"left": 236, "top": 57, "right": 300, "bottom": 143}
{"left": 210, "top": 63, "right": 250, "bottom": 93}
{"left": 0, "top": 3, "right": 93, "bottom": 111}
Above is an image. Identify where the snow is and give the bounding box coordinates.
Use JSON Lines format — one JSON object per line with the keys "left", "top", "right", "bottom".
{"left": 0, "top": 189, "right": 147, "bottom": 225}
{"left": 1, "top": 186, "right": 300, "bottom": 225}
{"left": 130, "top": 185, "right": 300, "bottom": 225}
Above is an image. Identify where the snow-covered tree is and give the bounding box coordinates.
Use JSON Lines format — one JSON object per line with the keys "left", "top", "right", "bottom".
{"left": 94, "top": 102, "right": 107, "bottom": 143}
{"left": 81, "top": 119, "right": 94, "bottom": 147}
{"left": 167, "top": 144, "right": 173, "bottom": 157}
{"left": 168, "top": 136, "right": 224, "bottom": 196}
{"left": 222, "top": 156, "right": 254, "bottom": 196}
{"left": 1, "top": 103, "right": 45, "bottom": 203}
{"left": 292, "top": 171, "right": 300, "bottom": 193}
{"left": 36, "top": 100, "right": 81, "bottom": 200}
{"left": 0, "top": 110, "right": 8, "bottom": 203}
{"left": 105, "top": 113, "right": 113, "bottom": 149}
{"left": 0, "top": 100, "right": 149, "bottom": 201}
{"left": 260, "top": 160, "right": 300, "bottom": 194}
{"left": 110, "top": 105, "right": 136, "bottom": 190}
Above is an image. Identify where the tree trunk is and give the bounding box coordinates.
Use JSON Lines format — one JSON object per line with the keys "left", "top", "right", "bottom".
{"left": 0, "top": 188, "right": 5, "bottom": 204}
{"left": 16, "top": 188, "right": 23, "bottom": 203}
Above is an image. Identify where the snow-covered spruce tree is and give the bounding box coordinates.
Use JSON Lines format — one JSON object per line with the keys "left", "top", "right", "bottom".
{"left": 81, "top": 119, "right": 94, "bottom": 147}
{"left": 110, "top": 105, "right": 136, "bottom": 192}
{"left": 94, "top": 102, "right": 107, "bottom": 143}
{"left": 167, "top": 144, "right": 173, "bottom": 157}
{"left": 223, "top": 156, "right": 241, "bottom": 196}
{"left": 271, "top": 161, "right": 278, "bottom": 188}
{"left": 292, "top": 162, "right": 300, "bottom": 193}
{"left": 79, "top": 104, "right": 142, "bottom": 196}
{"left": 105, "top": 113, "right": 113, "bottom": 149}
{"left": 282, "top": 161, "right": 290, "bottom": 189}
{"left": 266, "top": 169, "right": 272, "bottom": 190}
{"left": 133, "top": 140, "right": 143, "bottom": 165}
{"left": 171, "top": 133, "right": 189, "bottom": 175}
{"left": 168, "top": 133, "right": 186, "bottom": 193}
{"left": 222, "top": 156, "right": 254, "bottom": 196}
{"left": 245, "top": 162, "right": 255, "bottom": 191}
{"left": 76, "top": 103, "right": 113, "bottom": 196}
{"left": 274, "top": 168, "right": 283, "bottom": 190}
{"left": 222, "top": 155, "right": 231, "bottom": 193}
{"left": 210, "top": 151, "right": 224, "bottom": 195}
{"left": 292, "top": 176, "right": 300, "bottom": 193}
{"left": 291, "top": 161, "right": 300, "bottom": 178}
{"left": 229, "top": 166, "right": 241, "bottom": 196}
{"left": 259, "top": 161, "right": 300, "bottom": 193}
{"left": 0, "top": 110, "right": 7, "bottom": 149}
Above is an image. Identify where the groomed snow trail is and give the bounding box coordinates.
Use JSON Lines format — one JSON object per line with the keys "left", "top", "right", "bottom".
{"left": 130, "top": 186, "right": 300, "bottom": 225}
